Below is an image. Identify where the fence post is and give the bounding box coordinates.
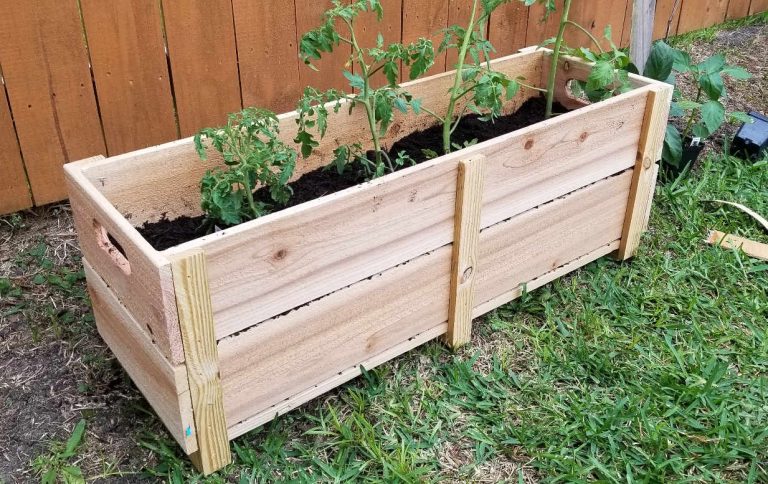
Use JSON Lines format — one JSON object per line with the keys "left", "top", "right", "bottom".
{"left": 630, "top": 0, "right": 657, "bottom": 70}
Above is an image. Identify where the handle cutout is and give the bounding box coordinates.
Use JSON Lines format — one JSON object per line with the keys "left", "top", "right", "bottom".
{"left": 93, "top": 220, "right": 131, "bottom": 275}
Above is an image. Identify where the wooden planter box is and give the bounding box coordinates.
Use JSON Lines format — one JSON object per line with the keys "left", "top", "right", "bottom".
{"left": 65, "top": 49, "right": 671, "bottom": 474}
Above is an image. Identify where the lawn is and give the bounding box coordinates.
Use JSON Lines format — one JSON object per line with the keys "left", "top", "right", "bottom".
{"left": 1, "top": 18, "right": 767, "bottom": 484}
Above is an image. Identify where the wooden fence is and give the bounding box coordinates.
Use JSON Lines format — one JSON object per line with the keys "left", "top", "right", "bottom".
{"left": 1, "top": 0, "right": 766, "bottom": 215}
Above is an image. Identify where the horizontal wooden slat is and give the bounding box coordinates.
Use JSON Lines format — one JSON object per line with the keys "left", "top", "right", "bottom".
{"left": 84, "top": 260, "right": 196, "bottom": 454}
{"left": 65, "top": 157, "right": 184, "bottom": 364}
{"left": 218, "top": 171, "right": 633, "bottom": 428}
{"left": 227, "top": 323, "right": 447, "bottom": 439}
{"left": 195, "top": 82, "right": 648, "bottom": 340}
{"left": 80, "top": 51, "right": 545, "bottom": 226}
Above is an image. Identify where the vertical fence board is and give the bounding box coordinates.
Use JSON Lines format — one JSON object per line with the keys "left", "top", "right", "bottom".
{"left": 654, "top": 0, "right": 682, "bottom": 39}
{"left": 445, "top": 0, "right": 474, "bottom": 70}
{"left": 163, "top": 0, "right": 242, "bottom": 136}
{"left": 727, "top": 0, "right": 752, "bottom": 19}
{"left": 526, "top": 0, "right": 630, "bottom": 51}
{"left": 0, "top": 0, "right": 105, "bottom": 206}
{"left": 0, "top": 84, "right": 31, "bottom": 214}
{"left": 402, "top": 0, "right": 450, "bottom": 73}
{"left": 81, "top": 0, "right": 177, "bottom": 155}
{"left": 233, "top": 0, "right": 301, "bottom": 113}
{"left": 296, "top": 0, "right": 351, "bottom": 92}
{"left": 355, "top": 0, "right": 403, "bottom": 86}
{"left": 678, "top": 0, "right": 728, "bottom": 32}
{"left": 750, "top": 0, "right": 768, "bottom": 14}
{"left": 489, "top": 1, "right": 529, "bottom": 57}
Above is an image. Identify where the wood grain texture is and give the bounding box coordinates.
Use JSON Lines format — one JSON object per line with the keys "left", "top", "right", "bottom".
{"left": 355, "top": 0, "right": 403, "bottom": 86}
{"left": 0, "top": 83, "right": 31, "bottom": 214}
{"left": 446, "top": 157, "right": 485, "bottom": 348}
{"left": 402, "top": 0, "right": 450, "bottom": 73}
{"left": 65, "top": 157, "right": 185, "bottom": 364}
{"left": 0, "top": 0, "right": 105, "bottom": 205}
{"left": 163, "top": 0, "right": 242, "bottom": 137}
{"left": 677, "top": 0, "right": 728, "bottom": 33}
{"left": 750, "top": 0, "right": 768, "bottom": 14}
{"left": 630, "top": 0, "right": 657, "bottom": 69}
{"left": 488, "top": 0, "right": 529, "bottom": 57}
{"left": 219, "top": 233, "right": 453, "bottom": 428}
{"left": 80, "top": 0, "right": 178, "bottom": 155}
{"left": 170, "top": 250, "right": 231, "bottom": 475}
{"left": 228, "top": 323, "right": 447, "bottom": 439}
{"left": 726, "top": 0, "right": 752, "bottom": 19}
{"left": 654, "top": 0, "right": 682, "bottom": 39}
{"left": 79, "top": 51, "right": 544, "bottom": 228}
{"left": 706, "top": 231, "right": 768, "bottom": 261}
{"left": 191, "top": 74, "right": 649, "bottom": 341}
{"left": 218, "top": 171, "right": 631, "bottom": 430}
{"left": 232, "top": 0, "right": 301, "bottom": 113}
{"left": 296, "top": 0, "right": 351, "bottom": 92}
{"left": 525, "top": 0, "right": 630, "bottom": 51}
{"left": 445, "top": 0, "right": 476, "bottom": 70}
{"left": 618, "top": 84, "right": 672, "bottom": 260}
{"left": 84, "top": 259, "right": 197, "bottom": 454}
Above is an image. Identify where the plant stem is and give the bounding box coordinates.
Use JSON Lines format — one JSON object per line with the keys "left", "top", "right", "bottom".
{"left": 546, "top": 0, "right": 573, "bottom": 119}
{"left": 565, "top": 20, "right": 605, "bottom": 54}
{"left": 442, "top": 0, "right": 478, "bottom": 154}
{"left": 344, "top": 17, "right": 386, "bottom": 169}
{"left": 682, "top": 85, "right": 702, "bottom": 140}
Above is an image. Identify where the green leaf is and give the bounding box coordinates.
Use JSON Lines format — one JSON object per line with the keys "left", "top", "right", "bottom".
{"left": 721, "top": 66, "right": 751, "bottom": 80}
{"left": 663, "top": 124, "right": 683, "bottom": 168}
{"left": 671, "top": 49, "right": 692, "bottom": 72}
{"left": 586, "top": 60, "right": 614, "bottom": 91}
{"left": 697, "top": 54, "right": 726, "bottom": 74}
{"left": 699, "top": 72, "right": 724, "bottom": 101}
{"left": 676, "top": 99, "right": 702, "bottom": 110}
{"left": 728, "top": 111, "right": 753, "bottom": 124}
{"left": 643, "top": 41, "right": 674, "bottom": 82}
{"left": 700, "top": 100, "right": 725, "bottom": 136}
{"left": 65, "top": 419, "right": 86, "bottom": 456}
{"left": 343, "top": 70, "right": 365, "bottom": 90}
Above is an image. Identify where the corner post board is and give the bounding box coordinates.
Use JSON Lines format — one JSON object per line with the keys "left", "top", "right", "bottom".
{"left": 445, "top": 156, "right": 486, "bottom": 348}
{"left": 617, "top": 83, "right": 673, "bottom": 260}
{"left": 170, "top": 250, "right": 231, "bottom": 474}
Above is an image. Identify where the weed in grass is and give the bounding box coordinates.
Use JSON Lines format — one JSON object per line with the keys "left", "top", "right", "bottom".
{"left": 31, "top": 419, "right": 87, "bottom": 484}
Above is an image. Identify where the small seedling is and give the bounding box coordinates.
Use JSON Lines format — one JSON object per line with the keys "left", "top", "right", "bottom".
{"left": 297, "top": 0, "right": 435, "bottom": 179}
{"left": 32, "top": 419, "right": 87, "bottom": 484}
{"left": 195, "top": 108, "right": 297, "bottom": 226}
{"left": 643, "top": 41, "right": 751, "bottom": 170}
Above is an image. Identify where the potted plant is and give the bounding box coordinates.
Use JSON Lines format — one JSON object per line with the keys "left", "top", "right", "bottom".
{"left": 64, "top": 0, "right": 671, "bottom": 474}
{"left": 642, "top": 41, "right": 752, "bottom": 175}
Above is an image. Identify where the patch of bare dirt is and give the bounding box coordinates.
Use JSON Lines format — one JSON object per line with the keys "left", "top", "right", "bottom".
{"left": 0, "top": 206, "right": 163, "bottom": 482}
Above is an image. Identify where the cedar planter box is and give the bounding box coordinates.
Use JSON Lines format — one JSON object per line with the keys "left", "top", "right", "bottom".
{"left": 65, "top": 49, "right": 671, "bottom": 474}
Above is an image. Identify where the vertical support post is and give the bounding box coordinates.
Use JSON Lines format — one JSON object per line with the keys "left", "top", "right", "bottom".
{"left": 170, "top": 249, "right": 231, "bottom": 475}
{"left": 630, "top": 0, "right": 657, "bottom": 71}
{"left": 617, "top": 84, "right": 673, "bottom": 260}
{"left": 445, "top": 156, "right": 485, "bottom": 348}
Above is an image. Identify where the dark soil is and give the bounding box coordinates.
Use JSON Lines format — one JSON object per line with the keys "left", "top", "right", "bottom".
{"left": 138, "top": 97, "right": 561, "bottom": 251}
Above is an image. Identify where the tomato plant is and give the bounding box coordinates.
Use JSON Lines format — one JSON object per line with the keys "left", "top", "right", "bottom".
{"left": 194, "top": 108, "right": 297, "bottom": 226}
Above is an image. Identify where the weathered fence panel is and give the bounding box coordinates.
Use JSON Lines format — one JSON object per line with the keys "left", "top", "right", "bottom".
{"left": 0, "top": 0, "right": 765, "bottom": 214}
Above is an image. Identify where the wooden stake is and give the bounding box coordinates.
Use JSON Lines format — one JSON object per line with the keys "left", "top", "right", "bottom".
{"left": 171, "top": 250, "right": 231, "bottom": 475}
{"left": 446, "top": 156, "right": 485, "bottom": 348}
{"left": 630, "top": 0, "right": 657, "bottom": 71}
{"left": 706, "top": 231, "right": 768, "bottom": 261}
{"left": 617, "top": 84, "right": 673, "bottom": 260}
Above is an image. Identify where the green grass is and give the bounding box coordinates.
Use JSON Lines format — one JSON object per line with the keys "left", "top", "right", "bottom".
{"left": 669, "top": 11, "right": 768, "bottom": 48}
{"left": 136, "top": 153, "right": 768, "bottom": 482}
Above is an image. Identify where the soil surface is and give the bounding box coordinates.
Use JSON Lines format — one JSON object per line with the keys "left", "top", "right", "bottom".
{"left": 138, "top": 97, "right": 562, "bottom": 250}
